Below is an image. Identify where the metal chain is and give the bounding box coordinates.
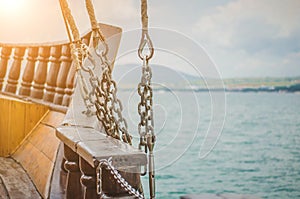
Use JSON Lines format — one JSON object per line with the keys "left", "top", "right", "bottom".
{"left": 137, "top": 1, "right": 156, "bottom": 198}
{"left": 138, "top": 57, "right": 154, "bottom": 151}
{"left": 96, "top": 158, "right": 144, "bottom": 199}
{"left": 70, "top": 42, "right": 95, "bottom": 116}
{"left": 94, "top": 48, "right": 132, "bottom": 144}
{"left": 137, "top": 57, "right": 156, "bottom": 199}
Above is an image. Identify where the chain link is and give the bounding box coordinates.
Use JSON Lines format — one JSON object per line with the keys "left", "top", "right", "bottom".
{"left": 94, "top": 51, "right": 132, "bottom": 144}
{"left": 138, "top": 57, "right": 155, "bottom": 151}
{"left": 71, "top": 39, "right": 132, "bottom": 144}
{"left": 96, "top": 158, "right": 144, "bottom": 199}
{"left": 137, "top": 57, "right": 156, "bottom": 199}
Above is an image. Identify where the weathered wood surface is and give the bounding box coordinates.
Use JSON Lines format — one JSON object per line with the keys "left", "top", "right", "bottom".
{"left": 13, "top": 111, "right": 65, "bottom": 198}
{"left": 56, "top": 126, "right": 147, "bottom": 168}
{"left": 49, "top": 143, "right": 67, "bottom": 199}
{"left": 56, "top": 80, "right": 146, "bottom": 198}
{"left": 63, "top": 144, "right": 83, "bottom": 199}
{"left": 0, "top": 176, "right": 10, "bottom": 199}
{"left": 0, "top": 157, "right": 41, "bottom": 199}
{"left": 57, "top": 127, "right": 146, "bottom": 199}
{"left": 180, "top": 194, "right": 262, "bottom": 199}
{"left": 0, "top": 94, "right": 48, "bottom": 157}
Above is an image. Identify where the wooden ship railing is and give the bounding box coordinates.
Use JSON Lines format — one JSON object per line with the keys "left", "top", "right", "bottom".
{"left": 0, "top": 23, "right": 147, "bottom": 199}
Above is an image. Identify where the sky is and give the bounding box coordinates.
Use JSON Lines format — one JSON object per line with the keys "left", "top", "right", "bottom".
{"left": 0, "top": 0, "right": 299, "bottom": 78}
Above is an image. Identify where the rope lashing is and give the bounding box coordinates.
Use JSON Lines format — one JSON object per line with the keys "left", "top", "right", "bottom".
{"left": 138, "top": 0, "right": 154, "bottom": 60}
{"left": 85, "top": 0, "right": 106, "bottom": 49}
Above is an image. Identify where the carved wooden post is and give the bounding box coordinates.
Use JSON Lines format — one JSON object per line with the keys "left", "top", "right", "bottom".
{"left": 64, "top": 144, "right": 83, "bottom": 199}
{"left": 5, "top": 47, "right": 25, "bottom": 93}
{"left": 44, "top": 45, "right": 62, "bottom": 103}
{"left": 19, "top": 47, "right": 39, "bottom": 96}
{"left": 62, "top": 62, "right": 76, "bottom": 106}
{"left": 54, "top": 45, "right": 72, "bottom": 105}
{"left": 0, "top": 47, "right": 12, "bottom": 90}
{"left": 31, "top": 47, "right": 51, "bottom": 99}
{"left": 80, "top": 157, "right": 98, "bottom": 199}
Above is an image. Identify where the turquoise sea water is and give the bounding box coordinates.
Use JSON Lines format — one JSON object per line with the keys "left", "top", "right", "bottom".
{"left": 119, "top": 91, "right": 300, "bottom": 199}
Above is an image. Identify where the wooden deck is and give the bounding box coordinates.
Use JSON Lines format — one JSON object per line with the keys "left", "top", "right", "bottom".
{"left": 0, "top": 144, "right": 67, "bottom": 199}
{"left": 0, "top": 157, "right": 41, "bottom": 198}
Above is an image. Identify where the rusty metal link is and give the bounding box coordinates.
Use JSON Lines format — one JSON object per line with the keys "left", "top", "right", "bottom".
{"left": 93, "top": 51, "right": 132, "bottom": 144}
{"left": 137, "top": 56, "right": 156, "bottom": 198}
{"left": 71, "top": 36, "right": 132, "bottom": 144}
{"left": 138, "top": 57, "right": 155, "bottom": 142}
{"left": 96, "top": 158, "right": 145, "bottom": 199}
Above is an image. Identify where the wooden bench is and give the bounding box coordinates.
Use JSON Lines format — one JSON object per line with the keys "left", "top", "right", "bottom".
{"left": 0, "top": 23, "right": 146, "bottom": 199}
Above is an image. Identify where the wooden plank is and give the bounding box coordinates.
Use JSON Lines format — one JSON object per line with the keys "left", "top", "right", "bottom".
{"left": 56, "top": 126, "right": 107, "bottom": 151}
{"left": 77, "top": 137, "right": 147, "bottom": 168}
{"left": 25, "top": 102, "right": 49, "bottom": 136}
{"left": 0, "top": 95, "right": 48, "bottom": 157}
{"left": 0, "top": 97, "right": 11, "bottom": 156}
{"left": 12, "top": 110, "right": 64, "bottom": 198}
{"left": 0, "top": 157, "right": 41, "bottom": 199}
{"left": 56, "top": 126, "right": 147, "bottom": 169}
{"left": 41, "top": 111, "right": 66, "bottom": 127}
{"left": 27, "top": 124, "right": 60, "bottom": 162}
{"left": 13, "top": 139, "right": 54, "bottom": 199}
{"left": 0, "top": 177, "right": 10, "bottom": 199}
{"left": 9, "top": 98, "right": 26, "bottom": 153}
{"left": 49, "top": 143, "right": 67, "bottom": 199}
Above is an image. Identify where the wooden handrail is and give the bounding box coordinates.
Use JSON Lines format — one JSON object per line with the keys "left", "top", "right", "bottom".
{"left": 0, "top": 23, "right": 122, "bottom": 109}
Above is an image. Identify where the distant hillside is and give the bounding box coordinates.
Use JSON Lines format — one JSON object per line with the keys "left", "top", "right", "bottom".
{"left": 112, "top": 63, "right": 200, "bottom": 88}
{"left": 112, "top": 64, "right": 300, "bottom": 92}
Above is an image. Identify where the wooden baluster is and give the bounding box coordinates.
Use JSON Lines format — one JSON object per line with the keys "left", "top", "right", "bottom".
{"left": 62, "top": 62, "right": 76, "bottom": 106}
{"left": 5, "top": 47, "right": 25, "bottom": 93}
{"left": 44, "top": 45, "right": 62, "bottom": 103}
{"left": 64, "top": 144, "right": 83, "bottom": 199}
{"left": 80, "top": 157, "right": 98, "bottom": 199}
{"left": 19, "top": 47, "right": 39, "bottom": 96}
{"left": 0, "top": 47, "right": 12, "bottom": 90}
{"left": 54, "top": 45, "right": 72, "bottom": 105}
{"left": 31, "top": 47, "right": 50, "bottom": 99}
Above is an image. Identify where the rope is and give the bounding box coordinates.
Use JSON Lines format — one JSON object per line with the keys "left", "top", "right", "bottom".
{"left": 141, "top": 0, "right": 148, "bottom": 30}
{"left": 85, "top": 0, "right": 105, "bottom": 43}
{"left": 138, "top": 0, "right": 154, "bottom": 60}
{"left": 59, "top": 0, "right": 73, "bottom": 43}
{"left": 59, "top": 0, "right": 81, "bottom": 43}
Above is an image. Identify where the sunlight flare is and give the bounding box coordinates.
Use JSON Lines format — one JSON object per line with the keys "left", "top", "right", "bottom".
{"left": 0, "top": 0, "right": 25, "bottom": 14}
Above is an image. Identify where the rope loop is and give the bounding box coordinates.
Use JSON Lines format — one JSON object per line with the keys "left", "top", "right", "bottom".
{"left": 138, "top": 0, "right": 154, "bottom": 61}
{"left": 138, "top": 32, "right": 154, "bottom": 60}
